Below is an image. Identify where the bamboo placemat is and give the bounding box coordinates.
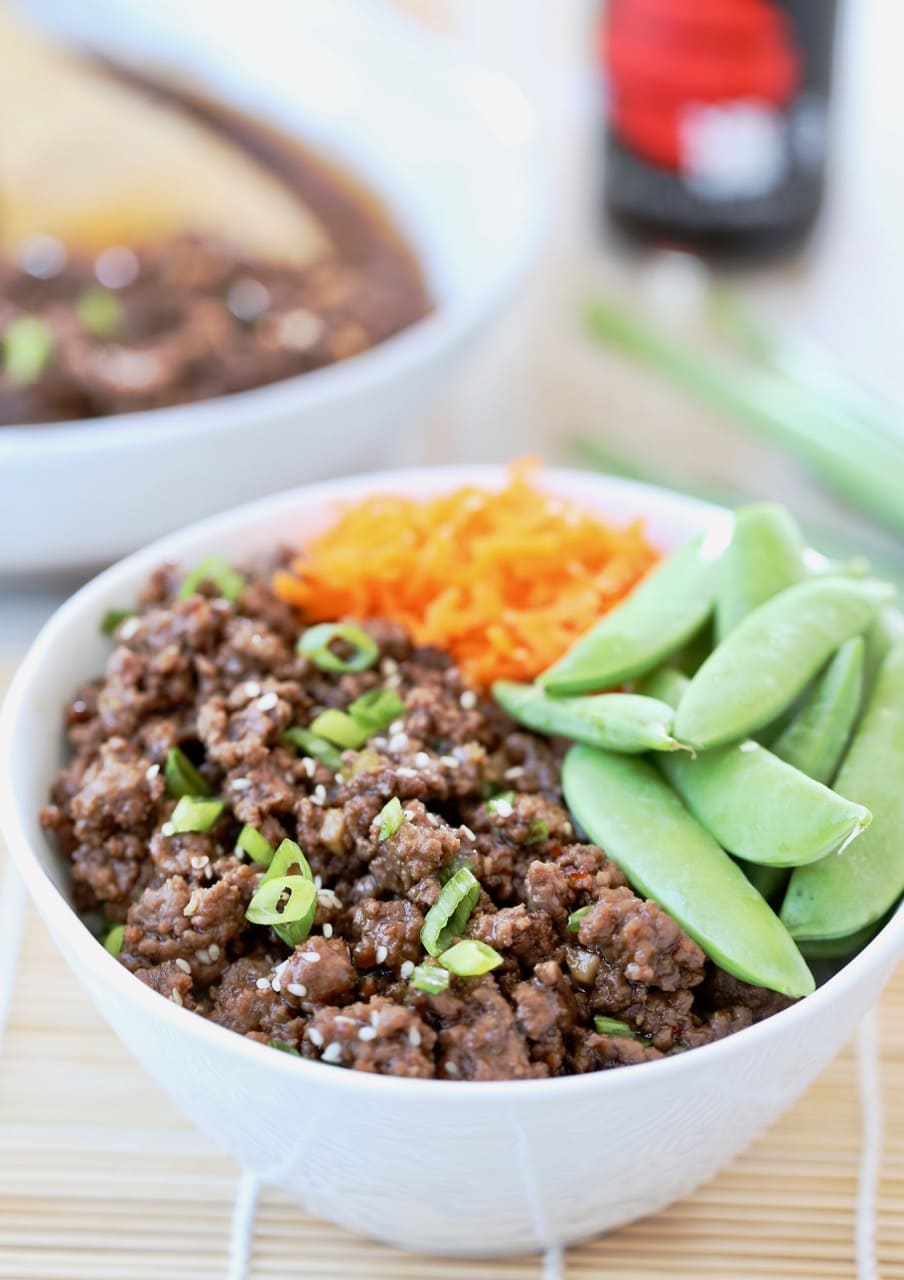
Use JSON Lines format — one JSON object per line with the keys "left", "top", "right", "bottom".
{"left": 1, "top": 650, "right": 902, "bottom": 1280}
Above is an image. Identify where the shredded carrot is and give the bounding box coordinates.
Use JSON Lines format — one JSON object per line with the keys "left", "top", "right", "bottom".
{"left": 273, "top": 462, "right": 660, "bottom": 687}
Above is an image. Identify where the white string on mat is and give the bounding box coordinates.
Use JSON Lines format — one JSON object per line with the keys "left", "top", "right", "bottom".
{"left": 227, "top": 1169, "right": 261, "bottom": 1280}
{"left": 0, "top": 863, "right": 27, "bottom": 1053}
{"left": 856, "top": 1007, "right": 883, "bottom": 1280}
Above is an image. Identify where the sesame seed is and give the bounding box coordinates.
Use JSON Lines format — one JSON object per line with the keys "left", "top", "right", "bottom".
{"left": 72, "top": 700, "right": 88, "bottom": 714}
{"left": 175, "top": 958, "right": 192, "bottom": 974}
{"left": 161, "top": 822, "right": 175, "bottom": 838}
{"left": 370, "top": 1010, "right": 381, "bottom": 1028}
{"left": 243, "top": 681, "right": 262, "bottom": 699}
{"left": 208, "top": 944, "right": 220, "bottom": 961}
{"left": 145, "top": 763, "right": 160, "bottom": 781}
{"left": 358, "top": 1026, "right": 377, "bottom": 1041}
{"left": 313, "top": 784, "right": 327, "bottom": 805}
{"left": 256, "top": 691, "right": 279, "bottom": 712}
{"left": 287, "top": 983, "right": 308, "bottom": 998}
{"left": 400, "top": 960, "right": 414, "bottom": 979}
{"left": 381, "top": 658, "right": 399, "bottom": 675}
{"left": 371, "top": 736, "right": 388, "bottom": 751}
{"left": 271, "top": 980, "right": 282, "bottom": 994}
{"left": 170, "top": 990, "right": 184, "bottom": 1006}
{"left": 196, "top": 948, "right": 212, "bottom": 965}
{"left": 190, "top": 855, "right": 209, "bottom": 870}
{"left": 408, "top": 1028, "right": 422, "bottom": 1047}
{"left": 493, "top": 799, "right": 514, "bottom": 819}
{"left": 300, "top": 951, "right": 321, "bottom": 963}
{"left": 385, "top": 673, "right": 402, "bottom": 689}
{"left": 375, "top": 945, "right": 388, "bottom": 965}
{"left": 460, "top": 825, "right": 476, "bottom": 842}
{"left": 317, "top": 889, "right": 343, "bottom": 911}
{"left": 388, "top": 718, "right": 405, "bottom": 734}
{"left": 231, "top": 777, "right": 251, "bottom": 791}
{"left": 440, "top": 755, "right": 459, "bottom": 768}
{"left": 308, "top": 1027, "right": 324, "bottom": 1047}
{"left": 445, "top": 1061, "right": 461, "bottom": 1077}
{"left": 323, "top": 923, "right": 334, "bottom": 939}
{"left": 388, "top": 732, "right": 408, "bottom": 752}
{"left": 504, "top": 765, "right": 525, "bottom": 780}
{"left": 396, "top": 767, "right": 416, "bottom": 779}
{"left": 183, "top": 891, "right": 201, "bottom": 917}
{"left": 256, "top": 977, "right": 270, "bottom": 990}
{"left": 322, "top": 1042, "right": 343, "bottom": 1063}
{"left": 301, "top": 757, "right": 317, "bottom": 778}
{"left": 273, "top": 958, "right": 292, "bottom": 982}
{"left": 334, "top": 1016, "right": 355, "bottom": 1026}
{"left": 459, "top": 690, "right": 477, "bottom": 710}
{"left": 313, "top": 875, "right": 324, "bottom": 892}
{"left": 563, "top": 822, "right": 574, "bottom": 837}
{"left": 120, "top": 617, "right": 140, "bottom": 640}
{"left": 414, "top": 752, "right": 431, "bottom": 768}
{"left": 95, "top": 244, "right": 139, "bottom": 288}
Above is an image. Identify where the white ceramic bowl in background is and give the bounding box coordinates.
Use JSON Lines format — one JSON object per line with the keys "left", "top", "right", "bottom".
{"left": 1, "top": 467, "right": 901, "bottom": 1257}
{"left": 1, "top": 0, "right": 542, "bottom": 574}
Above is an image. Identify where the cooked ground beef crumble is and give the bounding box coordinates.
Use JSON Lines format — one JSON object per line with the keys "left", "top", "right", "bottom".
{"left": 41, "top": 565, "right": 793, "bottom": 1080}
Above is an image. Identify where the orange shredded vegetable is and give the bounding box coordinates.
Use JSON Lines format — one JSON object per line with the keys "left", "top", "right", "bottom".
{"left": 273, "top": 464, "right": 660, "bottom": 687}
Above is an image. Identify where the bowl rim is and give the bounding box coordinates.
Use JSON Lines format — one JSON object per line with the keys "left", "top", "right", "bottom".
{"left": 0, "top": 12, "right": 542, "bottom": 455}
{"left": 1, "top": 463, "right": 901, "bottom": 1100}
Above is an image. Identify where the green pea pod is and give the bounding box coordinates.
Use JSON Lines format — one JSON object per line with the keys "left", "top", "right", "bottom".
{"left": 716, "top": 503, "right": 807, "bottom": 641}
{"left": 736, "top": 860, "right": 789, "bottom": 905}
{"left": 492, "top": 680, "right": 686, "bottom": 754}
{"left": 648, "top": 667, "right": 871, "bottom": 868}
{"left": 562, "top": 746, "right": 814, "bottom": 998}
{"left": 782, "top": 640, "right": 904, "bottom": 941}
{"left": 771, "top": 636, "right": 864, "bottom": 784}
{"left": 861, "top": 607, "right": 904, "bottom": 711}
{"left": 797, "top": 917, "right": 885, "bottom": 961}
{"left": 541, "top": 530, "right": 722, "bottom": 695}
{"left": 675, "top": 576, "right": 895, "bottom": 750}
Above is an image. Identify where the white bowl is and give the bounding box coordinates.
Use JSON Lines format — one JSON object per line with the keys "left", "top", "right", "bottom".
{"left": 1, "top": 1, "right": 541, "bottom": 575}
{"left": 1, "top": 466, "right": 901, "bottom": 1257}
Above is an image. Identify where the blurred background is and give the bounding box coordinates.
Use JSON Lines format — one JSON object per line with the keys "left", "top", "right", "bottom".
{"left": 2, "top": 0, "right": 902, "bottom": 650}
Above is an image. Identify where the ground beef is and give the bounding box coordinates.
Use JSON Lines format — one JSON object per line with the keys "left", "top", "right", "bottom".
{"left": 41, "top": 568, "right": 800, "bottom": 1079}
{"left": 0, "top": 231, "right": 430, "bottom": 425}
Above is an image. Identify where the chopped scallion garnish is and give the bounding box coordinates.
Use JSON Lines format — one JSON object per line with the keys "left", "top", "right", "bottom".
{"left": 237, "top": 825, "right": 274, "bottom": 866}
{"left": 3, "top": 314, "right": 54, "bottom": 384}
{"left": 168, "top": 795, "right": 224, "bottom": 834}
{"left": 77, "top": 287, "right": 123, "bottom": 339}
{"left": 420, "top": 866, "right": 481, "bottom": 957}
{"left": 282, "top": 726, "right": 343, "bottom": 771}
{"left": 100, "top": 608, "right": 136, "bottom": 635}
{"left": 268, "top": 1039, "right": 301, "bottom": 1056}
{"left": 309, "top": 709, "right": 369, "bottom": 750}
{"left": 438, "top": 938, "right": 503, "bottom": 977}
{"left": 297, "top": 622, "right": 379, "bottom": 674}
{"left": 593, "top": 1016, "right": 637, "bottom": 1040}
{"left": 377, "top": 796, "right": 404, "bottom": 841}
{"left": 103, "top": 923, "right": 125, "bottom": 956}
{"left": 348, "top": 687, "right": 405, "bottom": 733}
{"left": 567, "top": 905, "right": 592, "bottom": 933}
{"left": 258, "top": 838, "right": 316, "bottom": 946}
{"left": 164, "top": 747, "right": 211, "bottom": 799}
{"left": 526, "top": 819, "right": 550, "bottom": 844}
{"left": 245, "top": 875, "right": 317, "bottom": 929}
{"left": 409, "top": 963, "right": 450, "bottom": 994}
{"left": 178, "top": 555, "right": 245, "bottom": 603}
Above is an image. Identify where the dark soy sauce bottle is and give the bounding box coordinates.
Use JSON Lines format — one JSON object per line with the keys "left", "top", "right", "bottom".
{"left": 600, "top": 0, "right": 840, "bottom": 261}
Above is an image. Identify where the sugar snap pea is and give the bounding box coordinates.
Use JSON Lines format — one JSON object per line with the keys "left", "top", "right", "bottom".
{"left": 782, "top": 640, "right": 904, "bottom": 941}
{"left": 797, "top": 917, "right": 885, "bottom": 961}
{"left": 647, "top": 667, "right": 871, "bottom": 867}
{"left": 716, "top": 503, "right": 807, "bottom": 641}
{"left": 492, "top": 680, "right": 686, "bottom": 754}
{"left": 674, "top": 576, "right": 895, "bottom": 749}
{"left": 861, "top": 607, "right": 904, "bottom": 709}
{"left": 771, "top": 636, "right": 864, "bottom": 784}
{"left": 562, "top": 745, "right": 814, "bottom": 998}
{"left": 541, "top": 529, "right": 723, "bottom": 695}
{"left": 737, "top": 860, "right": 789, "bottom": 904}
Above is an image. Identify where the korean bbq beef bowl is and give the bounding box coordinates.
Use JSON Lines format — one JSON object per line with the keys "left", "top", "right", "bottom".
{"left": 2, "top": 466, "right": 902, "bottom": 1255}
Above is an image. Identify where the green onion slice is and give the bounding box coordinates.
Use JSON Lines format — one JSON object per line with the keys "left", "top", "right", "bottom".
{"left": 409, "top": 963, "right": 451, "bottom": 995}
{"left": 348, "top": 687, "right": 405, "bottom": 733}
{"left": 420, "top": 866, "right": 481, "bottom": 957}
{"left": 167, "top": 796, "right": 224, "bottom": 834}
{"left": 164, "top": 747, "right": 211, "bottom": 799}
{"left": 3, "top": 314, "right": 54, "bottom": 384}
{"left": 298, "top": 623, "right": 379, "bottom": 674}
{"left": 77, "top": 287, "right": 123, "bottom": 339}
{"left": 264, "top": 838, "right": 314, "bottom": 884}
{"left": 593, "top": 1016, "right": 637, "bottom": 1040}
{"left": 377, "top": 796, "right": 404, "bottom": 841}
{"left": 309, "top": 709, "right": 369, "bottom": 750}
{"left": 246, "top": 875, "right": 317, "bottom": 929}
{"left": 178, "top": 555, "right": 245, "bottom": 603}
{"left": 237, "top": 825, "right": 274, "bottom": 867}
{"left": 282, "top": 727, "right": 343, "bottom": 771}
{"left": 100, "top": 608, "right": 136, "bottom": 635}
{"left": 567, "top": 905, "right": 592, "bottom": 933}
{"left": 103, "top": 924, "right": 125, "bottom": 956}
{"left": 268, "top": 1039, "right": 301, "bottom": 1056}
{"left": 438, "top": 939, "right": 503, "bottom": 977}
{"left": 526, "top": 819, "right": 550, "bottom": 844}
{"left": 261, "top": 838, "right": 316, "bottom": 945}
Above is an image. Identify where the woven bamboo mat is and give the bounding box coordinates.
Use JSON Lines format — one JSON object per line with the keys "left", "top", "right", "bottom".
{"left": 1, "top": 650, "right": 903, "bottom": 1280}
